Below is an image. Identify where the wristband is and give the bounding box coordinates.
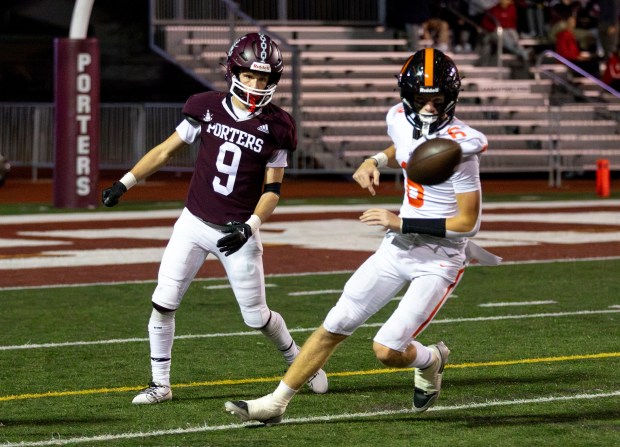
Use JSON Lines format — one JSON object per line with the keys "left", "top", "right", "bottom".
{"left": 401, "top": 218, "right": 446, "bottom": 237}
{"left": 245, "top": 214, "right": 262, "bottom": 235}
{"left": 263, "top": 182, "right": 282, "bottom": 196}
{"left": 119, "top": 172, "right": 137, "bottom": 190}
{"left": 368, "top": 152, "right": 388, "bottom": 168}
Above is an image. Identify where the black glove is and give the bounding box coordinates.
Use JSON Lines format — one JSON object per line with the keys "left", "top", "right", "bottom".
{"left": 102, "top": 181, "right": 127, "bottom": 207}
{"left": 216, "top": 222, "right": 253, "bottom": 256}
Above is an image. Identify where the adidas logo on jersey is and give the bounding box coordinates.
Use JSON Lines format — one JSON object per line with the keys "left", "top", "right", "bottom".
{"left": 257, "top": 124, "right": 269, "bottom": 134}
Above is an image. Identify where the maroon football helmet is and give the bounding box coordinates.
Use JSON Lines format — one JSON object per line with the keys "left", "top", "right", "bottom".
{"left": 225, "top": 33, "right": 284, "bottom": 109}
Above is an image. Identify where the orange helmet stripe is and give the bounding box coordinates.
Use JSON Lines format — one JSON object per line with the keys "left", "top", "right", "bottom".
{"left": 424, "top": 48, "right": 434, "bottom": 86}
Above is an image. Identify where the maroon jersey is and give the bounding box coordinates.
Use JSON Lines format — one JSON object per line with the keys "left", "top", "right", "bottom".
{"left": 182, "top": 91, "right": 297, "bottom": 225}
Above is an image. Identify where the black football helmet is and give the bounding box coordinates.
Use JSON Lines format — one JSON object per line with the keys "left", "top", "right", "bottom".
{"left": 225, "top": 32, "right": 284, "bottom": 109}
{"left": 397, "top": 48, "right": 461, "bottom": 138}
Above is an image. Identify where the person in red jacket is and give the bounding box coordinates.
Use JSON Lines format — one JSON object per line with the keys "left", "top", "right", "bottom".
{"left": 602, "top": 48, "right": 620, "bottom": 90}
{"left": 555, "top": 15, "right": 601, "bottom": 77}
{"left": 480, "top": 0, "right": 531, "bottom": 62}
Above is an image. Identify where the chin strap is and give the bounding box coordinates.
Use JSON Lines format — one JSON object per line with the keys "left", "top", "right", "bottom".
{"left": 418, "top": 113, "right": 437, "bottom": 137}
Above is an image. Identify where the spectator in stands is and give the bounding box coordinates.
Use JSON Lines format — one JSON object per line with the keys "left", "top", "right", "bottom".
{"left": 555, "top": 14, "right": 601, "bottom": 76}
{"left": 518, "top": 0, "right": 549, "bottom": 38}
{"left": 602, "top": 46, "right": 620, "bottom": 88}
{"left": 597, "top": 0, "right": 620, "bottom": 57}
{"left": 467, "top": 0, "right": 499, "bottom": 52}
{"left": 386, "top": 0, "right": 451, "bottom": 52}
{"left": 549, "top": 0, "right": 596, "bottom": 50}
{"left": 448, "top": 0, "right": 479, "bottom": 53}
{"left": 576, "top": 0, "right": 604, "bottom": 57}
{"left": 480, "top": 0, "right": 533, "bottom": 63}
{"left": 549, "top": 0, "right": 582, "bottom": 35}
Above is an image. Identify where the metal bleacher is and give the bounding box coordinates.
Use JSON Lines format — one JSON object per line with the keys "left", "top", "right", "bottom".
{"left": 156, "top": 19, "right": 620, "bottom": 185}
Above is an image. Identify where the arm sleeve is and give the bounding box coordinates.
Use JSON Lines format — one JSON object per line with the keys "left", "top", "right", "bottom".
{"left": 266, "top": 149, "right": 289, "bottom": 168}
{"left": 175, "top": 119, "right": 201, "bottom": 144}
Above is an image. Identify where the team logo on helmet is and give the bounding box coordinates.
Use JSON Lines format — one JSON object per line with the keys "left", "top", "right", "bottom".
{"left": 250, "top": 61, "right": 271, "bottom": 72}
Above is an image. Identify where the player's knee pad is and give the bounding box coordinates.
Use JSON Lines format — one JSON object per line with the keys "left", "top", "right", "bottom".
{"left": 152, "top": 283, "right": 182, "bottom": 311}
{"left": 240, "top": 305, "right": 271, "bottom": 329}
{"left": 323, "top": 298, "right": 369, "bottom": 336}
{"left": 152, "top": 301, "right": 176, "bottom": 313}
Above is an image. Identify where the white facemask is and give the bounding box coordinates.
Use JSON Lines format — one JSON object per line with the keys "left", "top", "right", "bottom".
{"left": 230, "top": 76, "right": 277, "bottom": 111}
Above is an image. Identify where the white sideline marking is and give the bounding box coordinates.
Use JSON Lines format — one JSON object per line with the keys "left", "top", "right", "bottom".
{"left": 1, "top": 199, "right": 619, "bottom": 268}
{"left": 1, "top": 199, "right": 619, "bottom": 225}
{"left": 3, "top": 391, "right": 618, "bottom": 446}
{"left": 203, "top": 283, "right": 276, "bottom": 290}
{"left": 0, "top": 238, "right": 70, "bottom": 248}
{"left": 1, "top": 309, "right": 618, "bottom": 352}
{"left": 288, "top": 289, "right": 343, "bottom": 296}
{"left": 479, "top": 300, "right": 557, "bottom": 307}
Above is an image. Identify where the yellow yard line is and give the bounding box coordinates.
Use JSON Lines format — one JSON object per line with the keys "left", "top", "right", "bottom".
{"left": 1, "top": 352, "right": 619, "bottom": 402}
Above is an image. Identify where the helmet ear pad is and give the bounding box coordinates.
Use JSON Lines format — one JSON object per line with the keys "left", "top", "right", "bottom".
{"left": 397, "top": 48, "right": 461, "bottom": 136}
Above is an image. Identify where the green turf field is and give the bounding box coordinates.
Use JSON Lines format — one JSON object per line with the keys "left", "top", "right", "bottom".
{"left": 1, "top": 260, "right": 619, "bottom": 446}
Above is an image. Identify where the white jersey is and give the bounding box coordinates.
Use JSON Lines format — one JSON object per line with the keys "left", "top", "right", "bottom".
{"left": 386, "top": 103, "right": 488, "bottom": 229}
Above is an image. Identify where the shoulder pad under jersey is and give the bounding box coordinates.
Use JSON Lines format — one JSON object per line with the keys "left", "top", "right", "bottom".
{"left": 436, "top": 119, "right": 488, "bottom": 155}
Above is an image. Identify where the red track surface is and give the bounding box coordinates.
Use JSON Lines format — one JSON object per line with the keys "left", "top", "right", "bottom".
{"left": 1, "top": 176, "right": 619, "bottom": 288}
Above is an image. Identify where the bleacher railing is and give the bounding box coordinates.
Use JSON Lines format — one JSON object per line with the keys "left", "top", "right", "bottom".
{"left": 535, "top": 50, "right": 620, "bottom": 186}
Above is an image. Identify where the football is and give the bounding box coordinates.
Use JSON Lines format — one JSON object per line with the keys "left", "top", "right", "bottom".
{"left": 406, "top": 138, "right": 462, "bottom": 185}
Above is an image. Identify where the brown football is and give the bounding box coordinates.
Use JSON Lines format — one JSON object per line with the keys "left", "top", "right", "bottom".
{"left": 406, "top": 138, "right": 462, "bottom": 185}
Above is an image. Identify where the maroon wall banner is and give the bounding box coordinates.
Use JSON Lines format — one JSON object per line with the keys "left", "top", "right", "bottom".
{"left": 53, "top": 38, "right": 100, "bottom": 208}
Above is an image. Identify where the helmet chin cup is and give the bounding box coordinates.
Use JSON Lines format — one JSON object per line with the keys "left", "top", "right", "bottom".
{"left": 230, "top": 75, "right": 277, "bottom": 109}
{"left": 418, "top": 113, "right": 438, "bottom": 136}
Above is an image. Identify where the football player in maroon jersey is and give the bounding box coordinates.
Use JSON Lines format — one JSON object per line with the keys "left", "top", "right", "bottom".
{"left": 102, "top": 32, "right": 328, "bottom": 404}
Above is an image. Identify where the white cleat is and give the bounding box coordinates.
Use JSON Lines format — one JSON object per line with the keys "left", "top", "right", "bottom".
{"left": 306, "top": 368, "right": 329, "bottom": 394}
{"left": 225, "top": 394, "right": 285, "bottom": 425}
{"left": 132, "top": 381, "right": 172, "bottom": 405}
{"left": 412, "top": 341, "right": 450, "bottom": 412}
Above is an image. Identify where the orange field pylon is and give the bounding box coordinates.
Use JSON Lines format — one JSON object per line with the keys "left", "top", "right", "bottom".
{"left": 596, "top": 159, "right": 610, "bottom": 197}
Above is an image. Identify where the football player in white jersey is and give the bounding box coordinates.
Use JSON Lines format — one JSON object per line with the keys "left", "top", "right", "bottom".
{"left": 225, "top": 48, "right": 500, "bottom": 424}
{"left": 101, "top": 33, "right": 328, "bottom": 404}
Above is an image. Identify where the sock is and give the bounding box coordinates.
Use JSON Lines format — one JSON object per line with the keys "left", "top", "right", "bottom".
{"left": 408, "top": 340, "right": 433, "bottom": 369}
{"left": 148, "top": 308, "right": 175, "bottom": 386}
{"left": 260, "top": 311, "right": 299, "bottom": 364}
{"left": 272, "top": 380, "right": 298, "bottom": 407}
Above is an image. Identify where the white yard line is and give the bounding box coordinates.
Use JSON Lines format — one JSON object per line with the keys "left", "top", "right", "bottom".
{"left": 478, "top": 300, "right": 557, "bottom": 307}
{"left": 1, "top": 308, "right": 618, "bottom": 352}
{"left": 2, "top": 391, "right": 618, "bottom": 447}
